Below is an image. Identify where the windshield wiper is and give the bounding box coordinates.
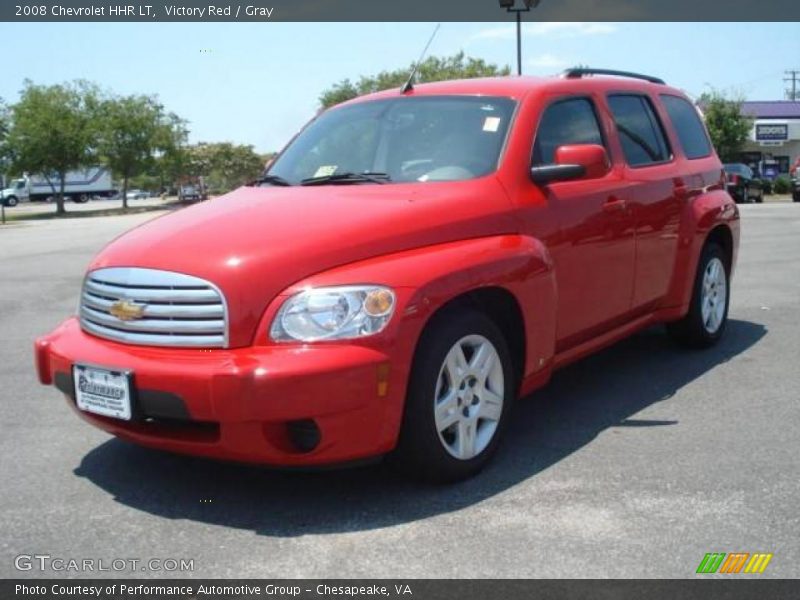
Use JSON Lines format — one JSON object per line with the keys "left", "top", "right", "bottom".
{"left": 300, "top": 172, "right": 391, "bottom": 186}
{"left": 250, "top": 174, "right": 293, "bottom": 187}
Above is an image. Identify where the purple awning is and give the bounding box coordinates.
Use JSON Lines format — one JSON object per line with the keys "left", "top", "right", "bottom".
{"left": 740, "top": 101, "right": 800, "bottom": 119}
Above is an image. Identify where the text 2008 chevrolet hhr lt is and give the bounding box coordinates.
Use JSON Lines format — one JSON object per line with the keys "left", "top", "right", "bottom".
{"left": 36, "top": 71, "right": 739, "bottom": 481}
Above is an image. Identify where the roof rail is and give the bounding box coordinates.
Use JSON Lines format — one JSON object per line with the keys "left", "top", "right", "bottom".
{"left": 562, "top": 68, "right": 666, "bottom": 85}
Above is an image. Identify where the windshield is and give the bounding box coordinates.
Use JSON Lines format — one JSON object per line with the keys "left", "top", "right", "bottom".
{"left": 266, "top": 96, "right": 516, "bottom": 185}
{"left": 724, "top": 164, "right": 752, "bottom": 178}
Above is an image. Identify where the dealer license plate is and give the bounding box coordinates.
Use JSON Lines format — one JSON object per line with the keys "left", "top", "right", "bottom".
{"left": 73, "top": 364, "right": 132, "bottom": 421}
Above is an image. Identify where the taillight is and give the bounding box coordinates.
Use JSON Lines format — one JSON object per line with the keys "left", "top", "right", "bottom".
{"left": 728, "top": 174, "right": 740, "bottom": 185}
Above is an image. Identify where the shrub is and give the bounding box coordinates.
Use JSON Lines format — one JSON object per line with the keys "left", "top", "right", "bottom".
{"left": 773, "top": 176, "right": 791, "bottom": 195}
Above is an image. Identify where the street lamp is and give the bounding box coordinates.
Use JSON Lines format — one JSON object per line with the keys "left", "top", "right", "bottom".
{"left": 498, "top": 0, "right": 540, "bottom": 76}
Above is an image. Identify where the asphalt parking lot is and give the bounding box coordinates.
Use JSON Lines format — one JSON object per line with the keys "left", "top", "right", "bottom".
{"left": 1, "top": 202, "right": 798, "bottom": 578}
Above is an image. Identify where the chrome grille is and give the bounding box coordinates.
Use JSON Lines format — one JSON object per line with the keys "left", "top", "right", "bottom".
{"left": 79, "top": 267, "right": 228, "bottom": 348}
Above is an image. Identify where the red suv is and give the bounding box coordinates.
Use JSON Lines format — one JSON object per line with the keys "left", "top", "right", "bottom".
{"left": 35, "top": 69, "right": 739, "bottom": 482}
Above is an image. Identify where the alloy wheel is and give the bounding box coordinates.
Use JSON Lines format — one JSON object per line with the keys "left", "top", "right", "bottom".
{"left": 434, "top": 334, "right": 504, "bottom": 460}
{"left": 701, "top": 257, "right": 727, "bottom": 334}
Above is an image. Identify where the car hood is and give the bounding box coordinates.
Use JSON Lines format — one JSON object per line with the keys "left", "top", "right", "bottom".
{"left": 89, "top": 180, "right": 516, "bottom": 347}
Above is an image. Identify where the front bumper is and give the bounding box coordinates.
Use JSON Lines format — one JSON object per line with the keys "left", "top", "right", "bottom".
{"left": 35, "top": 318, "right": 400, "bottom": 466}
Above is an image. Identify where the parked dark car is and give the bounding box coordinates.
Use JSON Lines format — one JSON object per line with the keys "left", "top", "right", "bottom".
{"left": 724, "top": 163, "right": 763, "bottom": 203}
{"left": 792, "top": 175, "right": 800, "bottom": 202}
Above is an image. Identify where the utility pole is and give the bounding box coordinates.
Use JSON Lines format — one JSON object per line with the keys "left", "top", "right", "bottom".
{"left": 784, "top": 70, "right": 800, "bottom": 100}
{"left": 498, "top": 0, "right": 541, "bottom": 76}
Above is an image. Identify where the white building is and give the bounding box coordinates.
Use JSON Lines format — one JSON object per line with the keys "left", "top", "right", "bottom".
{"left": 739, "top": 101, "right": 800, "bottom": 176}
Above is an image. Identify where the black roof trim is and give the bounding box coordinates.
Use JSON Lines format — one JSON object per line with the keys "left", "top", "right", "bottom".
{"left": 562, "top": 68, "right": 666, "bottom": 85}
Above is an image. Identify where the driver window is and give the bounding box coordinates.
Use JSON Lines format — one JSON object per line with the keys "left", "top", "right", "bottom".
{"left": 533, "top": 97, "right": 605, "bottom": 166}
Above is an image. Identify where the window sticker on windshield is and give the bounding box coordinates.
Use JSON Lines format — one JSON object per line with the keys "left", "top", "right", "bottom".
{"left": 313, "top": 165, "right": 337, "bottom": 177}
{"left": 483, "top": 117, "right": 501, "bottom": 132}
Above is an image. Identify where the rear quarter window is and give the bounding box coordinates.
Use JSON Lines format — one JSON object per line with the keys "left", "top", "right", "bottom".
{"left": 661, "top": 95, "right": 713, "bottom": 160}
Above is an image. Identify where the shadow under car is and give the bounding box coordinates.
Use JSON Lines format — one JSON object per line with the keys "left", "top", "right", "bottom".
{"left": 73, "top": 319, "right": 766, "bottom": 537}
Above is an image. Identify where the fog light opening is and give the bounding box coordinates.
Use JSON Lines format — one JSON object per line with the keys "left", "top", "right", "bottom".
{"left": 286, "top": 419, "right": 321, "bottom": 453}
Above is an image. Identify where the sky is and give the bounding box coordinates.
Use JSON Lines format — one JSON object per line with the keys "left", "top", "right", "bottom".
{"left": 1, "top": 22, "right": 798, "bottom": 153}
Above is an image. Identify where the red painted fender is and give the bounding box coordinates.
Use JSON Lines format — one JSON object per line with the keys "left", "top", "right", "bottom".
{"left": 664, "top": 189, "right": 740, "bottom": 311}
{"left": 253, "top": 234, "right": 557, "bottom": 448}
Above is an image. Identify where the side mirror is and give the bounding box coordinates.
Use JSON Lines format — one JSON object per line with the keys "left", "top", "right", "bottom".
{"left": 530, "top": 144, "right": 610, "bottom": 185}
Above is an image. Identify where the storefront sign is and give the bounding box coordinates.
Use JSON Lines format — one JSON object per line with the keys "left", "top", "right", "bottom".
{"left": 756, "top": 123, "right": 789, "bottom": 141}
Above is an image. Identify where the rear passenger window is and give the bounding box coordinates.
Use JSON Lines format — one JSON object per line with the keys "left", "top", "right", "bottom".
{"left": 661, "top": 95, "right": 712, "bottom": 159}
{"left": 608, "top": 95, "right": 670, "bottom": 167}
{"left": 533, "top": 97, "right": 605, "bottom": 165}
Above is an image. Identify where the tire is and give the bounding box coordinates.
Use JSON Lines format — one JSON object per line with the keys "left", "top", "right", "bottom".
{"left": 667, "top": 242, "right": 730, "bottom": 348}
{"left": 793, "top": 192, "right": 800, "bottom": 203}
{"left": 391, "top": 308, "right": 515, "bottom": 483}
{"left": 72, "top": 194, "right": 88, "bottom": 203}
{"left": 4, "top": 196, "right": 18, "bottom": 207}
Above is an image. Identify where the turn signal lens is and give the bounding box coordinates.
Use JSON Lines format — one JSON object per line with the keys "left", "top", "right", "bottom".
{"left": 364, "top": 289, "right": 394, "bottom": 317}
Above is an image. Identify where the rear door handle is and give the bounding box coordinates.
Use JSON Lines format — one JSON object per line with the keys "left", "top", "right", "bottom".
{"left": 674, "top": 184, "right": 689, "bottom": 200}
{"left": 603, "top": 196, "right": 627, "bottom": 212}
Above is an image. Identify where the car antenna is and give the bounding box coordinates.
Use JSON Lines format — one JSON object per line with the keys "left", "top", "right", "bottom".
{"left": 400, "top": 23, "right": 441, "bottom": 94}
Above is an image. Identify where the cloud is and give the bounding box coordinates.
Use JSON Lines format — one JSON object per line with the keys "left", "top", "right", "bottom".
{"left": 473, "top": 21, "right": 617, "bottom": 41}
{"left": 527, "top": 53, "right": 569, "bottom": 69}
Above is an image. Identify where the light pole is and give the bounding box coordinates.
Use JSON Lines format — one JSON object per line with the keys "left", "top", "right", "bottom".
{"left": 498, "top": 0, "right": 540, "bottom": 76}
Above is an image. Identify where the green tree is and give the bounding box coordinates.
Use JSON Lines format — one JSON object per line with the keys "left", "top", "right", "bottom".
{"left": 5, "top": 80, "right": 99, "bottom": 214}
{"left": 183, "top": 142, "right": 264, "bottom": 193}
{"left": 319, "top": 51, "right": 511, "bottom": 109}
{"left": 151, "top": 146, "right": 186, "bottom": 194}
{"left": 0, "top": 98, "right": 10, "bottom": 178}
{"left": 0, "top": 98, "right": 7, "bottom": 137}
{"left": 97, "top": 94, "right": 187, "bottom": 209}
{"left": 699, "top": 91, "right": 753, "bottom": 163}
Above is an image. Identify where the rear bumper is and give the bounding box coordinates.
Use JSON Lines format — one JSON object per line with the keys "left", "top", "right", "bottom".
{"left": 727, "top": 186, "right": 746, "bottom": 202}
{"left": 35, "top": 318, "right": 401, "bottom": 466}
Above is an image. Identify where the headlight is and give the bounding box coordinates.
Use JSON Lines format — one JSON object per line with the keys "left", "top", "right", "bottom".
{"left": 270, "top": 285, "right": 396, "bottom": 342}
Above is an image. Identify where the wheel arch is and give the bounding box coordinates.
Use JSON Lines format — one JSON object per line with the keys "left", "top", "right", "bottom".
{"left": 259, "top": 234, "right": 559, "bottom": 453}
{"left": 393, "top": 235, "right": 557, "bottom": 392}
{"left": 665, "top": 190, "right": 740, "bottom": 311}
{"left": 414, "top": 286, "right": 527, "bottom": 391}
{"left": 706, "top": 223, "right": 734, "bottom": 274}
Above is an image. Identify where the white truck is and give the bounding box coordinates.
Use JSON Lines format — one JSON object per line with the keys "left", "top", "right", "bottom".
{"left": 0, "top": 167, "right": 116, "bottom": 206}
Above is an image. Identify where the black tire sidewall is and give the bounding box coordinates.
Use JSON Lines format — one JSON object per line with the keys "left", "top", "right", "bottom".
{"left": 393, "top": 308, "right": 515, "bottom": 482}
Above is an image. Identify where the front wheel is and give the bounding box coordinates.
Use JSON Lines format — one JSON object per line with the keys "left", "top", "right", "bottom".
{"left": 391, "top": 308, "right": 515, "bottom": 483}
{"left": 4, "top": 196, "right": 18, "bottom": 207}
{"left": 667, "top": 242, "right": 730, "bottom": 348}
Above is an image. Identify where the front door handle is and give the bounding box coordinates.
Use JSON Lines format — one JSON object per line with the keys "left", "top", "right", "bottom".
{"left": 603, "top": 196, "right": 627, "bottom": 212}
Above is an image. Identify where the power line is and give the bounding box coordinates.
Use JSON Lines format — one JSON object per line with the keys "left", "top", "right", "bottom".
{"left": 784, "top": 69, "right": 800, "bottom": 100}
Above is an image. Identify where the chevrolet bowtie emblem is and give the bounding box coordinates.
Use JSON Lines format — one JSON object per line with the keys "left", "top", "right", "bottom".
{"left": 109, "top": 300, "right": 146, "bottom": 321}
